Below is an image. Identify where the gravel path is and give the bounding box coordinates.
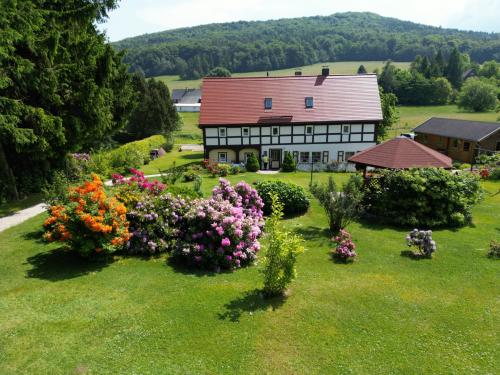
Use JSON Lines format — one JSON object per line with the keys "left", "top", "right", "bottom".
{"left": 0, "top": 203, "right": 46, "bottom": 233}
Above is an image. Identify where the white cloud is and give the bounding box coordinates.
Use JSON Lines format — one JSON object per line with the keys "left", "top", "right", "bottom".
{"left": 102, "top": 0, "right": 500, "bottom": 41}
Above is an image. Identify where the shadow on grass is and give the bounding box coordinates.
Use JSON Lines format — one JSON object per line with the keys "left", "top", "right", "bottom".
{"left": 293, "top": 225, "right": 331, "bottom": 241}
{"left": 400, "top": 250, "right": 432, "bottom": 261}
{"left": 22, "top": 229, "right": 46, "bottom": 244}
{"left": 218, "top": 289, "right": 286, "bottom": 322}
{"left": 179, "top": 153, "right": 204, "bottom": 160}
{"left": 25, "top": 248, "right": 113, "bottom": 281}
{"left": 166, "top": 256, "right": 220, "bottom": 277}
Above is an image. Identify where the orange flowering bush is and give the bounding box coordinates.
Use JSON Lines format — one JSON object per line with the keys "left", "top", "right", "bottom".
{"left": 43, "top": 174, "right": 131, "bottom": 256}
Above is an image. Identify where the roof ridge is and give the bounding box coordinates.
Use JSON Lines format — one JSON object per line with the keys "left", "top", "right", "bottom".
{"left": 202, "top": 74, "right": 377, "bottom": 81}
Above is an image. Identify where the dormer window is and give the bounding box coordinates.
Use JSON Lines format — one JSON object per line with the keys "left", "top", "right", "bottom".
{"left": 264, "top": 98, "right": 272, "bottom": 110}
{"left": 305, "top": 97, "right": 314, "bottom": 108}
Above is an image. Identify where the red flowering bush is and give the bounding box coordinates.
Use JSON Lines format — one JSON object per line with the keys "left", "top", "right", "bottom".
{"left": 43, "top": 174, "right": 131, "bottom": 256}
{"left": 331, "top": 229, "right": 357, "bottom": 262}
{"left": 112, "top": 168, "right": 166, "bottom": 209}
{"left": 479, "top": 168, "right": 490, "bottom": 179}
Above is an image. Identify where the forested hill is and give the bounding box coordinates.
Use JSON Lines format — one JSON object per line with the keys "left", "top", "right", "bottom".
{"left": 113, "top": 12, "right": 500, "bottom": 79}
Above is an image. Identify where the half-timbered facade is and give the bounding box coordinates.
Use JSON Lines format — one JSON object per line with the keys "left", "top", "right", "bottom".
{"left": 199, "top": 71, "right": 383, "bottom": 170}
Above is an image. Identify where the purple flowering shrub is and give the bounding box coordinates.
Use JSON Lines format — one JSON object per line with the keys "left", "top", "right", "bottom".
{"left": 332, "top": 229, "right": 357, "bottom": 262}
{"left": 127, "top": 193, "right": 190, "bottom": 254}
{"left": 406, "top": 229, "right": 436, "bottom": 258}
{"left": 173, "top": 179, "right": 264, "bottom": 270}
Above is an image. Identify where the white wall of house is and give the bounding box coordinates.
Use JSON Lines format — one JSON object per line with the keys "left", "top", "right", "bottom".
{"left": 175, "top": 104, "right": 201, "bottom": 112}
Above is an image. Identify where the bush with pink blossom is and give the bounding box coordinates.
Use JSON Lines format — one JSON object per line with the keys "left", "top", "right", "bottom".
{"left": 173, "top": 179, "right": 264, "bottom": 271}
{"left": 112, "top": 168, "right": 166, "bottom": 209}
{"left": 332, "top": 229, "right": 357, "bottom": 263}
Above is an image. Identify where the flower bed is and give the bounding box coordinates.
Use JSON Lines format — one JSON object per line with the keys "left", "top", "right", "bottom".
{"left": 43, "top": 174, "right": 131, "bottom": 256}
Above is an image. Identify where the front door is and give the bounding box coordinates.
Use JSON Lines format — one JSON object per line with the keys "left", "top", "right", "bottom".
{"left": 269, "top": 149, "right": 282, "bottom": 170}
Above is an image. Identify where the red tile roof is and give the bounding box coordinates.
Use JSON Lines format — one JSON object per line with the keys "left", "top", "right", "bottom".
{"left": 199, "top": 74, "right": 383, "bottom": 126}
{"left": 348, "top": 137, "right": 453, "bottom": 169}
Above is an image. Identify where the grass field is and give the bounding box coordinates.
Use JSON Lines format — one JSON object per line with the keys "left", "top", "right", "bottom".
{"left": 174, "top": 112, "right": 202, "bottom": 144}
{"left": 157, "top": 61, "right": 411, "bottom": 90}
{"left": 0, "top": 161, "right": 498, "bottom": 373}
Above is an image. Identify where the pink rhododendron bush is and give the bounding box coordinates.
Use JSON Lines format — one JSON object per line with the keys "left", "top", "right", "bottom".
{"left": 124, "top": 178, "right": 264, "bottom": 270}
{"left": 173, "top": 179, "right": 264, "bottom": 270}
{"left": 332, "top": 229, "right": 357, "bottom": 263}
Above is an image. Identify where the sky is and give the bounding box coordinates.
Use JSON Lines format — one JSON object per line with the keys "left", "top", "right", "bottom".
{"left": 100, "top": 0, "right": 500, "bottom": 42}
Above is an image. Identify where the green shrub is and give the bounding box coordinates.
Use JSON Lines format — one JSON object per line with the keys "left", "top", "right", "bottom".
{"left": 281, "top": 151, "right": 296, "bottom": 172}
{"left": 488, "top": 240, "right": 500, "bottom": 258}
{"left": 255, "top": 180, "right": 309, "bottom": 216}
{"left": 489, "top": 168, "right": 500, "bottom": 180}
{"left": 310, "top": 175, "right": 364, "bottom": 234}
{"left": 261, "top": 194, "right": 304, "bottom": 297}
{"left": 231, "top": 165, "right": 243, "bottom": 175}
{"left": 183, "top": 171, "right": 198, "bottom": 182}
{"left": 166, "top": 184, "right": 202, "bottom": 198}
{"left": 245, "top": 153, "right": 260, "bottom": 172}
{"left": 363, "top": 168, "right": 482, "bottom": 227}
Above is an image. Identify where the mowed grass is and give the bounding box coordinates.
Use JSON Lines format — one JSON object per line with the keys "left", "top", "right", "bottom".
{"left": 174, "top": 112, "right": 202, "bottom": 144}
{"left": 0, "top": 162, "right": 498, "bottom": 374}
{"left": 0, "top": 194, "right": 43, "bottom": 219}
{"left": 157, "top": 61, "right": 411, "bottom": 90}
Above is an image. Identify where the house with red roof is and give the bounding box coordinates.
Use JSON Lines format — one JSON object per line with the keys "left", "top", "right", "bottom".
{"left": 198, "top": 68, "right": 383, "bottom": 170}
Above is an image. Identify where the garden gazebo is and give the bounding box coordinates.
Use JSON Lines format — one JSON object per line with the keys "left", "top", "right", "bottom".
{"left": 348, "top": 137, "right": 453, "bottom": 175}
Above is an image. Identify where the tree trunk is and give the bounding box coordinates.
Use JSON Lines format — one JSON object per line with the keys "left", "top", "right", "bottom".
{"left": 0, "top": 141, "right": 19, "bottom": 200}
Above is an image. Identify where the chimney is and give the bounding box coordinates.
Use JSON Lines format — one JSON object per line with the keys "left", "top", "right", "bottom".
{"left": 294, "top": 70, "right": 302, "bottom": 76}
{"left": 321, "top": 66, "right": 330, "bottom": 76}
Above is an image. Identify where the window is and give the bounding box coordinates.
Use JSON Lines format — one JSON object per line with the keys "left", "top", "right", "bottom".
{"left": 312, "top": 152, "right": 321, "bottom": 163}
{"left": 463, "top": 142, "right": 470, "bottom": 152}
{"left": 342, "top": 125, "right": 350, "bottom": 134}
{"left": 218, "top": 128, "right": 226, "bottom": 137}
{"left": 272, "top": 126, "right": 279, "bottom": 136}
{"left": 218, "top": 152, "right": 227, "bottom": 163}
{"left": 242, "top": 127, "right": 249, "bottom": 136}
{"left": 496, "top": 142, "right": 500, "bottom": 151}
{"left": 293, "top": 151, "right": 299, "bottom": 163}
{"left": 300, "top": 152, "right": 310, "bottom": 163}
{"left": 306, "top": 126, "right": 313, "bottom": 135}
{"left": 345, "top": 151, "right": 355, "bottom": 161}
{"left": 322, "top": 151, "right": 329, "bottom": 164}
{"left": 243, "top": 152, "right": 253, "bottom": 163}
{"left": 337, "top": 151, "right": 344, "bottom": 162}
{"left": 264, "top": 98, "right": 272, "bottom": 109}
{"left": 305, "top": 97, "right": 314, "bottom": 108}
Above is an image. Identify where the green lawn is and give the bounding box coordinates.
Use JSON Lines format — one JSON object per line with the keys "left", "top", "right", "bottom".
{"left": 158, "top": 61, "right": 411, "bottom": 90}
{"left": 174, "top": 112, "right": 202, "bottom": 144}
{"left": 0, "top": 167, "right": 498, "bottom": 374}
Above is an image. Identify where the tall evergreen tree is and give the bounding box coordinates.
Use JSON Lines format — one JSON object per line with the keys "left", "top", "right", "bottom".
{"left": 446, "top": 48, "right": 465, "bottom": 89}
{"left": 0, "top": 0, "right": 134, "bottom": 199}
{"left": 126, "top": 74, "right": 180, "bottom": 139}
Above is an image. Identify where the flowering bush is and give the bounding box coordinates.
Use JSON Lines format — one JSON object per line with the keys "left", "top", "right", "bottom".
{"left": 331, "top": 229, "right": 357, "bottom": 262}
{"left": 406, "top": 229, "right": 436, "bottom": 258}
{"left": 43, "top": 174, "right": 131, "bottom": 256}
{"left": 479, "top": 168, "right": 490, "bottom": 179}
{"left": 487, "top": 240, "right": 500, "bottom": 259}
{"left": 204, "top": 160, "right": 233, "bottom": 177}
{"left": 112, "top": 168, "right": 166, "bottom": 209}
{"left": 126, "top": 193, "right": 190, "bottom": 254}
{"left": 173, "top": 179, "right": 264, "bottom": 270}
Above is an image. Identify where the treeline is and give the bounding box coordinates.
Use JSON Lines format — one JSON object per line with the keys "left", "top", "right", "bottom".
{"left": 112, "top": 12, "right": 500, "bottom": 79}
{"left": 378, "top": 49, "right": 500, "bottom": 107}
{"left": 0, "top": 1, "right": 178, "bottom": 202}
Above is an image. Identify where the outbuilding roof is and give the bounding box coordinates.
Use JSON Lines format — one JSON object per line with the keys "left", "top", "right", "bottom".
{"left": 199, "top": 74, "right": 383, "bottom": 126}
{"left": 348, "top": 137, "right": 453, "bottom": 169}
{"left": 172, "top": 88, "right": 202, "bottom": 104}
{"left": 413, "top": 117, "right": 500, "bottom": 142}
